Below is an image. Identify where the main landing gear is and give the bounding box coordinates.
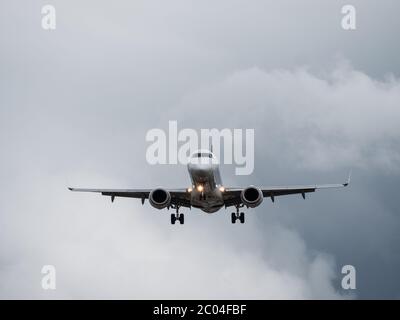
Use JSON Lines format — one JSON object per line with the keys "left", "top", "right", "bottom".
{"left": 231, "top": 204, "right": 245, "bottom": 224}
{"left": 171, "top": 205, "right": 184, "bottom": 225}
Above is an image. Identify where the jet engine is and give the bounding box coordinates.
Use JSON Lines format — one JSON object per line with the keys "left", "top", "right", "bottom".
{"left": 149, "top": 188, "right": 171, "bottom": 209}
{"left": 241, "top": 186, "right": 263, "bottom": 208}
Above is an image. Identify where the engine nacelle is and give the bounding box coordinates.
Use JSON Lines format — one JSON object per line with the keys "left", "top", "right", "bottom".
{"left": 149, "top": 188, "right": 171, "bottom": 209}
{"left": 241, "top": 186, "right": 263, "bottom": 208}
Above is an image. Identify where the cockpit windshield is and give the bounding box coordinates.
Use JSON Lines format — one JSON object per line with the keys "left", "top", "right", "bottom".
{"left": 195, "top": 152, "right": 213, "bottom": 158}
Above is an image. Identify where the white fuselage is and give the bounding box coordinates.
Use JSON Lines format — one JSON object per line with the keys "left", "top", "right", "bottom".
{"left": 187, "top": 151, "right": 224, "bottom": 213}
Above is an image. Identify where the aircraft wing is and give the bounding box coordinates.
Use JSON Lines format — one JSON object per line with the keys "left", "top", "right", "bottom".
{"left": 222, "top": 173, "right": 351, "bottom": 207}
{"left": 68, "top": 187, "right": 191, "bottom": 208}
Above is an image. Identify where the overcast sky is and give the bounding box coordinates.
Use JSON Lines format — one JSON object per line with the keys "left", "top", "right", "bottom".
{"left": 1, "top": 0, "right": 400, "bottom": 299}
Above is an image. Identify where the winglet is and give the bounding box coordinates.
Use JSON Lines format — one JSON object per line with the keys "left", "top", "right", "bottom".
{"left": 343, "top": 170, "right": 352, "bottom": 187}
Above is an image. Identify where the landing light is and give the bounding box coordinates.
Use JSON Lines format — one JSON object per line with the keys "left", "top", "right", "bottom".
{"left": 197, "top": 185, "right": 204, "bottom": 192}
{"left": 187, "top": 187, "right": 193, "bottom": 193}
{"left": 219, "top": 186, "right": 225, "bottom": 192}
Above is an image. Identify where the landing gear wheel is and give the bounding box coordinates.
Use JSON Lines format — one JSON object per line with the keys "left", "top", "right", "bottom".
{"left": 231, "top": 205, "right": 245, "bottom": 225}
{"left": 171, "top": 206, "right": 184, "bottom": 225}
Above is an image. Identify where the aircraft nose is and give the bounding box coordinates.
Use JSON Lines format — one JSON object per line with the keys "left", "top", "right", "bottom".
{"left": 196, "top": 164, "right": 211, "bottom": 175}
{"left": 188, "top": 162, "right": 213, "bottom": 177}
{"left": 189, "top": 162, "right": 207, "bottom": 170}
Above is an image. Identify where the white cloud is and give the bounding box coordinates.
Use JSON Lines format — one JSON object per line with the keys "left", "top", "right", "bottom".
{"left": 177, "top": 62, "right": 400, "bottom": 173}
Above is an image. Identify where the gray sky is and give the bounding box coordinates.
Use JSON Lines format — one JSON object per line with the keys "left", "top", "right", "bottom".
{"left": 1, "top": 0, "right": 400, "bottom": 298}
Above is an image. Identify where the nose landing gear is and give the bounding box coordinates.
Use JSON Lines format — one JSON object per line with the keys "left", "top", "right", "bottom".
{"left": 171, "top": 205, "right": 184, "bottom": 225}
{"left": 231, "top": 204, "right": 245, "bottom": 224}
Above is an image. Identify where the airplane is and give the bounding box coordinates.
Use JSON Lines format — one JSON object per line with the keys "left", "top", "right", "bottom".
{"left": 69, "top": 149, "right": 350, "bottom": 225}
